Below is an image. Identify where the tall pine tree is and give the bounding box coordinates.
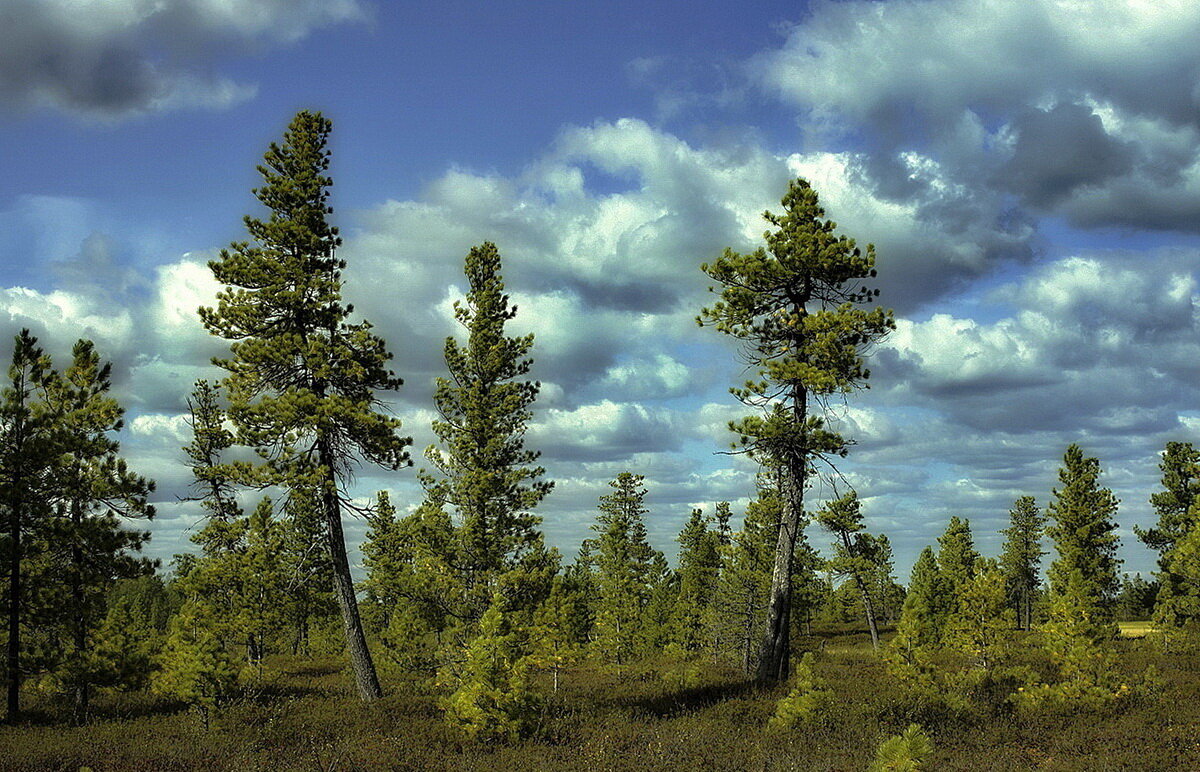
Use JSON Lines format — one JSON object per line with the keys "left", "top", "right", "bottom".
{"left": 420, "top": 241, "right": 553, "bottom": 626}
{"left": 42, "top": 340, "right": 155, "bottom": 721}
{"left": 699, "top": 178, "right": 894, "bottom": 681}
{"left": 200, "top": 111, "right": 412, "bottom": 700}
{"left": 1046, "top": 445, "right": 1121, "bottom": 625}
{"left": 1, "top": 330, "right": 54, "bottom": 721}
{"left": 591, "top": 473, "right": 664, "bottom": 664}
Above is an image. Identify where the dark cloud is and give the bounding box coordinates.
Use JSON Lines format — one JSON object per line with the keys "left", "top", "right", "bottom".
{"left": 999, "top": 103, "right": 1135, "bottom": 207}
{"left": 755, "top": 0, "right": 1200, "bottom": 246}
{"left": 0, "top": 0, "right": 363, "bottom": 118}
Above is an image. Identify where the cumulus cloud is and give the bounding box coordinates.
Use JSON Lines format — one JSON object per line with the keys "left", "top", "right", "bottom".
{"left": 0, "top": 0, "right": 364, "bottom": 118}
{"left": 9, "top": 83, "right": 1196, "bottom": 574}
{"left": 753, "top": 0, "right": 1200, "bottom": 238}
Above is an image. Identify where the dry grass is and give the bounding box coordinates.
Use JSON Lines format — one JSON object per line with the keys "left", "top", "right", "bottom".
{"left": 1118, "top": 621, "right": 1156, "bottom": 638}
{"left": 2, "top": 633, "right": 1198, "bottom": 770}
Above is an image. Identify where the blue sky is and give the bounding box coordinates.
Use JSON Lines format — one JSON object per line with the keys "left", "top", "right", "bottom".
{"left": 4, "top": 0, "right": 1200, "bottom": 582}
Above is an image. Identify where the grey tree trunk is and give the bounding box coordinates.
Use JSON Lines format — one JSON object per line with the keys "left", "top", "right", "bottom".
{"left": 318, "top": 439, "right": 383, "bottom": 701}
{"left": 755, "top": 447, "right": 806, "bottom": 683}
{"left": 854, "top": 573, "right": 880, "bottom": 650}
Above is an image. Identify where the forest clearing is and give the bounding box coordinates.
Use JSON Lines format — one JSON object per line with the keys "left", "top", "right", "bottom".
{"left": 7, "top": 3, "right": 1200, "bottom": 769}
{"left": 2, "top": 109, "right": 1199, "bottom": 772}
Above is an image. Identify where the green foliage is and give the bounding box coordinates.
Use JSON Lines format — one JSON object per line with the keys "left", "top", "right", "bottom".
{"left": 897, "top": 547, "right": 943, "bottom": 649}
{"left": 816, "top": 491, "right": 883, "bottom": 648}
{"left": 375, "top": 241, "right": 554, "bottom": 706}
{"left": 1046, "top": 445, "right": 1121, "bottom": 622}
{"left": 943, "top": 559, "right": 1015, "bottom": 672}
{"left": 712, "top": 475, "right": 779, "bottom": 673}
{"left": 1153, "top": 517, "right": 1200, "bottom": 650}
{"left": 528, "top": 579, "right": 584, "bottom": 692}
{"left": 698, "top": 178, "right": 894, "bottom": 464}
{"left": 767, "top": 652, "right": 831, "bottom": 731}
{"left": 199, "top": 110, "right": 412, "bottom": 699}
{"left": 870, "top": 724, "right": 934, "bottom": 772}
{"left": 0, "top": 334, "right": 155, "bottom": 720}
{"left": 999, "top": 496, "right": 1045, "bottom": 630}
{"left": 1141, "top": 442, "right": 1200, "bottom": 645}
{"left": 671, "top": 507, "right": 724, "bottom": 651}
{"left": 420, "top": 241, "right": 552, "bottom": 616}
{"left": 886, "top": 548, "right": 947, "bottom": 697}
{"left": 1013, "top": 570, "right": 1132, "bottom": 715}
{"left": 1114, "top": 572, "right": 1157, "bottom": 622}
{"left": 442, "top": 595, "right": 540, "bottom": 743}
{"left": 591, "top": 473, "right": 667, "bottom": 665}
{"left": 699, "top": 178, "right": 893, "bottom": 679}
{"left": 153, "top": 599, "right": 237, "bottom": 722}
{"left": 1137, "top": 441, "right": 1200, "bottom": 561}
{"left": 936, "top": 517, "right": 978, "bottom": 618}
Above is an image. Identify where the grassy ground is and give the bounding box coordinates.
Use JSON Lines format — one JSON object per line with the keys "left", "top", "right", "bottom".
{"left": 1118, "top": 621, "right": 1156, "bottom": 638}
{"left": 2, "top": 630, "right": 1198, "bottom": 770}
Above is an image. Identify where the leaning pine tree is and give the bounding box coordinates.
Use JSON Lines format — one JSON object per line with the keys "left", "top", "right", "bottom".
{"left": 200, "top": 111, "right": 412, "bottom": 700}
{"left": 699, "top": 177, "right": 894, "bottom": 681}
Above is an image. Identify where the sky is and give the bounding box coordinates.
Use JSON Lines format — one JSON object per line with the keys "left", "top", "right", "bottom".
{"left": 3, "top": 0, "right": 1200, "bottom": 582}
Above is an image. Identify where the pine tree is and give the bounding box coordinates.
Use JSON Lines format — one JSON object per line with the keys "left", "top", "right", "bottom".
{"left": 421, "top": 241, "right": 552, "bottom": 623}
{"left": 1154, "top": 518, "right": 1200, "bottom": 647}
{"left": 817, "top": 491, "right": 883, "bottom": 650}
{"left": 279, "top": 488, "right": 335, "bottom": 656}
{"left": 672, "top": 507, "right": 723, "bottom": 652}
{"left": 41, "top": 339, "right": 155, "bottom": 721}
{"left": 869, "top": 535, "right": 904, "bottom": 624}
{"left": 699, "top": 178, "right": 894, "bottom": 681}
{"left": 887, "top": 547, "right": 943, "bottom": 687}
{"left": 238, "top": 498, "right": 286, "bottom": 674}
{"left": 182, "top": 381, "right": 240, "bottom": 524}
{"left": 592, "top": 473, "right": 664, "bottom": 664}
{"left": 895, "top": 547, "right": 943, "bottom": 649}
{"left": 1138, "top": 442, "right": 1200, "bottom": 638}
{"left": 528, "top": 578, "right": 583, "bottom": 692}
{"left": 1014, "top": 569, "right": 1132, "bottom": 714}
{"left": 1137, "top": 441, "right": 1200, "bottom": 561}
{"left": 154, "top": 598, "right": 237, "bottom": 726}
{"left": 714, "top": 475, "right": 780, "bottom": 674}
{"left": 199, "top": 111, "right": 412, "bottom": 700}
{"left": 363, "top": 491, "right": 458, "bottom": 676}
{"left": 999, "top": 496, "right": 1045, "bottom": 631}
{"left": 1, "top": 330, "right": 54, "bottom": 720}
{"left": 870, "top": 725, "right": 934, "bottom": 772}
{"left": 442, "top": 594, "right": 539, "bottom": 743}
{"left": 1046, "top": 445, "right": 1121, "bottom": 624}
{"left": 767, "top": 651, "right": 831, "bottom": 731}
{"left": 936, "top": 517, "right": 978, "bottom": 618}
{"left": 943, "top": 558, "right": 1015, "bottom": 672}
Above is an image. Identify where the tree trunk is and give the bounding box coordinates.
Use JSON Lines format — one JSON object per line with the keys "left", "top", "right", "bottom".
{"left": 5, "top": 490, "right": 19, "bottom": 722}
{"left": 756, "top": 449, "right": 806, "bottom": 683}
{"left": 317, "top": 439, "right": 383, "bottom": 701}
{"left": 5, "top": 405, "right": 25, "bottom": 723}
{"left": 69, "top": 495, "right": 90, "bottom": 724}
{"left": 854, "top": 574, "right": 880, "bottom": 651}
